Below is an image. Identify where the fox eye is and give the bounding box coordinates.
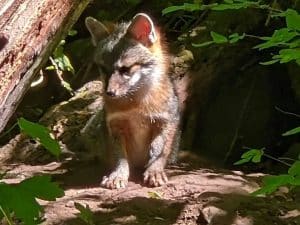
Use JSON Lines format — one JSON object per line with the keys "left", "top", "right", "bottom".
{"left": 119, "top": 66, "right": 130, "bottom": 76}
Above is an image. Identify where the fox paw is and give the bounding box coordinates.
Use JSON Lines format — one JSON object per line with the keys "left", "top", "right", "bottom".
{"left": 143, "top": 169, "right": 168, "bottom": 187}
{"left": 101, "top": 172, "right": 128, "bottom": 189}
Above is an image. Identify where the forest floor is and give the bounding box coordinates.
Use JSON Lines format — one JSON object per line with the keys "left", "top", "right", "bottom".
{"left": 2, "top": 156, "right": 300, "bottom": 225}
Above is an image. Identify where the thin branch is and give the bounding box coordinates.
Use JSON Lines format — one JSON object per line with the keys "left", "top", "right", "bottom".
{"left": 0, "top": 205, "right": 14, "bottom": 225}
{"left": 265, "top": 0, "right": 277, "bottom": 26}
{"left": 264, "top": 153, "right": 292, "bottom": 167}
{"left": 0, "top": 122, "right": 17, "bottom": 139}
{"left": 49, "top": 56, "right": 74, "bottom": 95}
{"left": 224, "top": 74, "right": 257, "bottom": 163}
{"left": 258, "top": 4, "right": 283, "bottom": 13}
{"left": 244, "top": 34, "right": 266, "bottom": 40}
{"left": 278, "top": 157, "right": 297, "bottom": 162}
{"left": 275, "top": 106, "right": 300, "bottom": 119}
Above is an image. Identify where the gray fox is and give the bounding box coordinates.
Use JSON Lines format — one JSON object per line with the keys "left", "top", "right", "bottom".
{"left": 85, "top": 13, "right": 183, "bottom": 189}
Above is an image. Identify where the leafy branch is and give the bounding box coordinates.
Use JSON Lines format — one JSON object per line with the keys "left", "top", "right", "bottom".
{"left": 235, "top": 126, "right": 300, "bottom": 195}
{"left": 46, "top": 30, "right": 77, "bottom": 94}
{"left": 163, "top": 1, "right": 300, "bottom": 66}
{"left": 162, "top": 0, "right": 282, "bottom": 15}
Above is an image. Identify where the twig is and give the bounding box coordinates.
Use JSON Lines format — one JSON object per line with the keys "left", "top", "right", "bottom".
{"left": 49, "top": 56, "right": 74, "bottom": 95}
{"left": 278, "top": 157, "right": 297, "bottom": 162}
{"left": 244, "top": 34, "right": 266, "bottom": 40}
{"left": 0, "top": 122, "right": 17, "bottom": 139}
{"left": 243, "top": 146, "right": 294, "bottom": 167}
{"left": 30, "top": 70, "right": 45, "bottom": 88}
{"left": 264, "top": 153, "right": 292, "bottom": 167}
{"left": 275, "top": 106, "right": 300, "bottom": 119}
{"left": 265, "top": 0, "right": 277, "bottom": 26}
{"left": 0, "top": 205, "right": 14, "bottom": 225}
{"left": 224, "top": 74, "right": 257, "bottom": 163}
{"left": 258, "top": 4, "right": 283, "bottom": 13}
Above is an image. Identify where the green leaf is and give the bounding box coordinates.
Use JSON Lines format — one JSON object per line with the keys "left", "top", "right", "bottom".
{"left": 210, "top": 31, "right": 228, "bottom": 44}
{"left": 62, "top": 54, "right": 75, "bottom": 74}
{"left": 288, "top": 161, "right": 300, "bottom": 177}
{"left": 19, "top": 175, "right": 64, "bottom": 201}
{"left": 254, "top": 28, "right": 298, "bottom": 50}
{"left": 282, "top": 126, "right": 300, "bottom": 136}
{"left": 234, "top": 158, "right": 251, "bottom": 165}
{"left": 45, "top": 65, "right": 55, "bottom": 71}
{"left": 0, "top": 176, "right": 64, "bottom": 225}
{"left": 234, "top": 149, "right": 264, "bottom": 165}
{"left": 162, "top": 3, "right": 201, "bottom": 15}
{"left": 192, "top": 41, "right": 214, "bottom": 47}
{"left": 211, "top": 0, "right": 260, "bottom": 11}
{"left": 75, "top": 202, "right": 95, "bottom": 225}
{"left": 285, "top": 9, "right": 300, "bottom": 31}
{"left": 148, "top": 191, "right": 163, "bottom": 199}
{"left": 252, "top": 152, "right": 262, "bottom": 163}
{"left": 229, "top": 33, "right": 245, "bottom": 43}
{"left": 290, "top": 176, "right": 300, "bottom": 185}
{"left": 242, "top": 149, "right": 263, "bottom": 158}
{"left": 54, "top": 45, "right": 64, "bottom": 58}
{"left": 18, "top": 118, "right": 61, "bottom": 157}
{"left": 259, "top": 59, "right": 280, "bottom": 65}
{"left": 53, "top": 54, "right": 75, "bottom": 74}
{"left": 276, "top": 49, "right": 300, "bottom": 63}
{"left": 288, "top": 39, "right": 300, "bottom": 48}
{"left": 51, "top": 40, "right": 75, "bottom": 74}
{"left": 162, "top": 5, "right": 183, "bottom": 15}
{"left": 252, "top": 174, "right": 292, "bottom": 195}
{"left": 68, "top": 29, "right": 78, "bottom": 36}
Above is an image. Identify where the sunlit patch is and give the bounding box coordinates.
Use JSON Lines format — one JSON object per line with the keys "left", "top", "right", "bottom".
{"left": 279, "top": 209, "right": 300, "bottom": 219}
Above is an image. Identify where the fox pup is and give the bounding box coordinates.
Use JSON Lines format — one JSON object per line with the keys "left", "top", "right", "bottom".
{"left": 85, "top": 13, "right": 181, "bottom": 189}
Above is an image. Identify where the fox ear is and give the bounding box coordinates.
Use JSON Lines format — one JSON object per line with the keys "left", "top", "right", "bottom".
{"left": 127, "top": 13, "right": 157, "bottom": 46}
{"left": 85, "top": 17, "right": 109, "bottom": 46}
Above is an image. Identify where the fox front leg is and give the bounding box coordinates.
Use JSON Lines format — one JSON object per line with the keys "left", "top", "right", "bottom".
{"left": 144, "top": 120, "right": 179, "bottom": 187}
{"left": 101, "top": 135, "right": 129, "bottom": 189}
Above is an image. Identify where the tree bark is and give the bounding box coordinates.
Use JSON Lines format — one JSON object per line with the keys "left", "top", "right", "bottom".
{"left": 0, "top": 0, "right": 90, "bottom": 133}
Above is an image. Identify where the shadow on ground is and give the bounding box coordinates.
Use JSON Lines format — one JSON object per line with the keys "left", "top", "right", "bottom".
{"left": 61, "top": 197, "right": 184, "bottom": 225}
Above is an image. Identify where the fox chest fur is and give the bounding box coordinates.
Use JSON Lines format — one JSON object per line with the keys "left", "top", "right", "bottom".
{"left": 106, "top": 109, "right": 155, "bottom": 168}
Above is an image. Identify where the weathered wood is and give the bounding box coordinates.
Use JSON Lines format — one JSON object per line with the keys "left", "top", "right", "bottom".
{"left": 0, "top": 0, "right": 91, "bottom": 133}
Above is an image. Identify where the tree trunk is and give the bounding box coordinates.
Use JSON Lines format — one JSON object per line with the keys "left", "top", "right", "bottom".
{"left": 0, "top": 0, "right": 90, "bottom": 133}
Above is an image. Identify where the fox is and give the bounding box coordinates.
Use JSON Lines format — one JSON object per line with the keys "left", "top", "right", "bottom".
{"left": 85, "top": 13, "right": 184, "bottom": 189}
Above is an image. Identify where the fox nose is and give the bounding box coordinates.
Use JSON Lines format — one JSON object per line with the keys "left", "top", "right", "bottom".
{"left": 106, "top": 90, "right": 116, "bottom": 97}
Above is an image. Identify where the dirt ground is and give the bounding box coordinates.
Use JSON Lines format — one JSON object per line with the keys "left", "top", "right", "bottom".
{"left": 2, "top": 158, "right": 300, "bottom": 225}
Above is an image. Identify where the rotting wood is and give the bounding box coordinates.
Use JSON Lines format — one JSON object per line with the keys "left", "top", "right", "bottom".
{"left": 0, "top": 0, "right": 91, "bottom": 133}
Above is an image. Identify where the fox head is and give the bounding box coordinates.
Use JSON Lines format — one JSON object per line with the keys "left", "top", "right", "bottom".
{"left": 85, "top": 13, "right": 166, "bottom": 99}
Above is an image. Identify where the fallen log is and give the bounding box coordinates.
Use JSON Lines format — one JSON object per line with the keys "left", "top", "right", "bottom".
{"left": 0, "top": 0, "right": 91, "bottom": 133}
